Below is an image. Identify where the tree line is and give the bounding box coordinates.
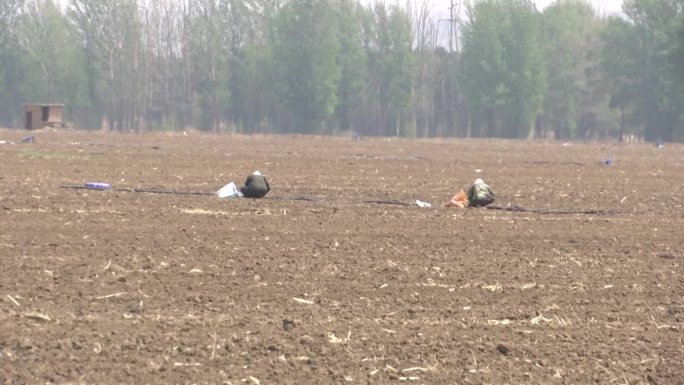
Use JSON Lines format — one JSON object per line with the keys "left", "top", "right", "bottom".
{"left": 0, "top": 0, "right": 683, "bottom": 141}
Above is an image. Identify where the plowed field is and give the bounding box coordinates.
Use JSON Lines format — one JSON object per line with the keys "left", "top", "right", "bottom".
{"left": 1, "top": 129, "right": 682, "bottom": 384}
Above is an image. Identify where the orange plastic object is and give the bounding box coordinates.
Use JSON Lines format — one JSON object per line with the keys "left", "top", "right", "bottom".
{"left": 443, "top": 189, "right": 468, "bottom": 208}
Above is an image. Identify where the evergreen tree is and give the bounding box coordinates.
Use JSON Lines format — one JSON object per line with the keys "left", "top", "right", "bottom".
{"left": 542, "top": 0, "right": 605, "bottom": 139}
{"left": 273, "top": 0, "right": 341, "bottom": 133}
{"left": 334, "top": 0, "right": 368, "bottom": 133}
{"left": 363, "top": 3, "right": 414, "bottom": 136}
{"left": 0, "top": 0, "right": 25, "bottom": 126}
{"left": 17, "top": 0, "right": 89, "bottom": 121}
{"left": 602, "top": 0, "right": 683, "bottom": 141}
{"left": 460, "top": 0, "right": 546, "bottom": 138}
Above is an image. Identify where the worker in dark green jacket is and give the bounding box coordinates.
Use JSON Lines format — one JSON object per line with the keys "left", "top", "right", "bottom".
{"left": 467, "top": 178, "right": 495, "bottom": 207}
{"left": 240, "top": 171, "right": 271, "bottom": 198}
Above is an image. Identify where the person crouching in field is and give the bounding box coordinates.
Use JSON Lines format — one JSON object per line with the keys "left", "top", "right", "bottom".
{"left": 467, "top": 178, "right": 495, "bottom": 207}
{"left": 241, "top": 171, "right": 271, "bottom": 198}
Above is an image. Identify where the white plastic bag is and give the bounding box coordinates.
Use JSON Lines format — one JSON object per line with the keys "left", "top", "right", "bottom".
{"left": 217, "top": 181, "right": 243, "bottom": 198}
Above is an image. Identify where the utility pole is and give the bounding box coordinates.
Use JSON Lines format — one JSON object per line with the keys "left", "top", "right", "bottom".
{"left": 450, "top": 0, "right": 462, "bottom": 54}
{"left": 439, "top": 0, "right": 461, "bottom": 53}
{"left": 449, "top": 0, "right": 454, "bottom": 52}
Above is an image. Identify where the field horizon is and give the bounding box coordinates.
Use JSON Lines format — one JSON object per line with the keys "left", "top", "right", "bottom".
{"left": 1, "top": 129, "right": 682, "bottom": 384}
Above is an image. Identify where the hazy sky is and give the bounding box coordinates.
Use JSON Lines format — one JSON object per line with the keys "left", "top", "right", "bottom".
{"left": 428, "top": 0, "right": 624, "bottom": 16}
{"left": 50, "top": 0, "right": 626, "bottom": 20}
{"left": 535, "top": 0, "right": 623, "bottom": 14}
{"left": 52, "top": 0, "right": 624, "bottom": 16}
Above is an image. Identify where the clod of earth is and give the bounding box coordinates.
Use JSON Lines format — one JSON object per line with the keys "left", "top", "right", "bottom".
{"left": 496, "top": 344, "right": 510, "bottom": 356}
{"left": 282, "top": 319, "right": 295, "bottom": 331}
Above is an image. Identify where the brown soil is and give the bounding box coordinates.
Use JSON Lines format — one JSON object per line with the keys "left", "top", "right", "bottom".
{"left": 1, "top": 130, "right": 682, "bottom": 384}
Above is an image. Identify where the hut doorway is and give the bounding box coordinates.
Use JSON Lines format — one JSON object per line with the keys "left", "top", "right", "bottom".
{"left": 25, "top": 111, "right": 32, "bottom": 130}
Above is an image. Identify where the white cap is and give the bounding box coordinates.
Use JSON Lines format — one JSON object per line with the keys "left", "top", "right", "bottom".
{"left": 474, "top": 178, "right": 484, "bottom": 185}
{"left": 252, "top": 170, "right": 262, "bottom": 176}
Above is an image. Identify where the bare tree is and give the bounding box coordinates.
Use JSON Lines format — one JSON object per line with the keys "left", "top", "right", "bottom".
{"left": 407, "top": 0, "right": 439, "bottom": 137}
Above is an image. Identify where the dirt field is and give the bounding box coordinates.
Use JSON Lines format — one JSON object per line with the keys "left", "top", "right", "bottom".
{"left": 0, "top": 129, "right": 682, "bottom": 384}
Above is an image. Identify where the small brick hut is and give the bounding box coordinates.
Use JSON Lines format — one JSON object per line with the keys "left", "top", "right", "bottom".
{"left": 22, "top": 103, "right": 65, "bottom": 130}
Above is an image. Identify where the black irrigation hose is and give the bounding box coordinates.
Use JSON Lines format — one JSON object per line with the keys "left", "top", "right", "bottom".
{"left": 527, "top": 160, "right": 585, "bottom": 166}
{"left": 60, "top": 185, "right": 214, "bottom": 196}
{"left": 268, "top": 195, "right": 324, "bottom": 202}
{"left": 61, "top": 186, "right": 323, "bottom": 200}
{"left": 61, "top": 186, "right": 409, "bottom": 207}
{"left": 362, "top": 199, "right": 413, "bottom": 207}
{"left": 485, "top": 204, "right": 619, "bottom": 216}
{"left": 59, "top": 185, "right": 622, "bottom": 215}
{"left": 122, "top": 188, "right": 215, "bottom": 196}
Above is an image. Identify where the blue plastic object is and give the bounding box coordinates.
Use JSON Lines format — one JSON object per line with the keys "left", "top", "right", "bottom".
{"left": 84, "top": 182, "right": 112, "bottom": 190}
